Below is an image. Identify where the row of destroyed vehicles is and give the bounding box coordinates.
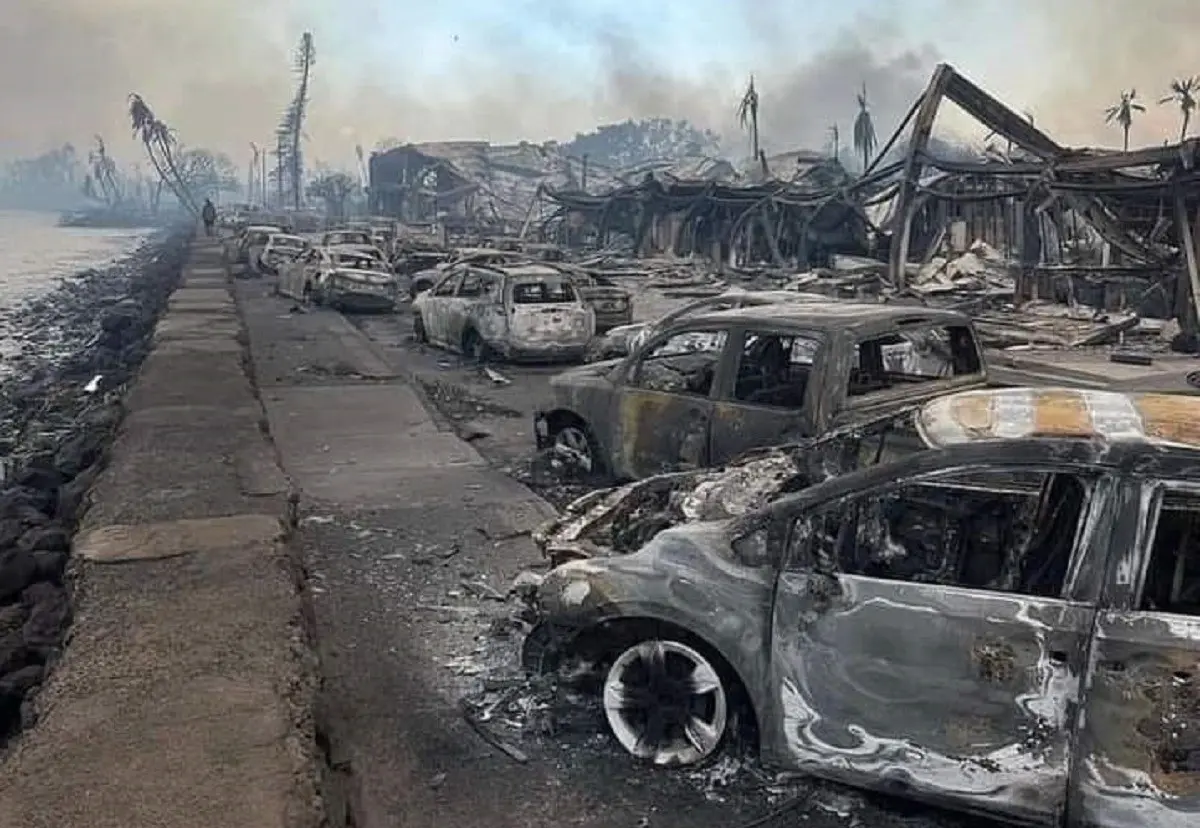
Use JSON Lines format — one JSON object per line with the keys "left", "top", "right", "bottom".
{"left": 516, "top": 297, "right": 1200, "bottom": 825}
{"left": 221, "top": 213, "right": 636, "bottom": 350}
{"left": 224, "top": 211, "right": 1199, "bottom": 826}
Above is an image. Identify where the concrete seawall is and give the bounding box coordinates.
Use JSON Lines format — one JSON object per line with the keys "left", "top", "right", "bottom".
{"left": 0, "top": 237, "right": 322, "bottom": 828}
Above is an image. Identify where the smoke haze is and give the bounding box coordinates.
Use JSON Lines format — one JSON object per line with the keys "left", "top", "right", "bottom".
{"left": 0, "top": 0, "right": 1196, "bottom": 172}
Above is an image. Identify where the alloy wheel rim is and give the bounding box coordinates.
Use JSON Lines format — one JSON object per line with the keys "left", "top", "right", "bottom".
{"left": 603, "top": 640, "right": 727, "bottom": 766}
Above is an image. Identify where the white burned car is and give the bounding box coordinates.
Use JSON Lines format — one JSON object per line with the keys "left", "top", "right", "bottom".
{"left": 258, "top": 233, "right": 309, "bottom": 275}
{"left": 278, "top": 245, "right": 398, "bottom": 312}
{"left": 412, "top": 263, "right": 595, "bottom": 362}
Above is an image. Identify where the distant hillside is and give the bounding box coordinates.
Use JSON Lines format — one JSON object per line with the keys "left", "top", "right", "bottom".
{"left": 561, "top": 119, "right": 722, "bottom": 170}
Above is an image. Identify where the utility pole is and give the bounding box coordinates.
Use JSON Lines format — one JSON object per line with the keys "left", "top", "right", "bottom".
{"left": 261, "top": 152, "right": 268, "bottom": 207}
{"left": 248, "top": 142, "right": 259, "bottom": 206}
{"left": 275, "top": 134, "right": 285, "bottom": 207}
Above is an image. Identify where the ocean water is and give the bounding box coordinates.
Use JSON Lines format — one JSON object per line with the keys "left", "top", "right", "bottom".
{"left": 0, "top": 209, "right": 155, "bottom": 369}
{"left": 0, "top": 209, "right": 153, "bottom": 307}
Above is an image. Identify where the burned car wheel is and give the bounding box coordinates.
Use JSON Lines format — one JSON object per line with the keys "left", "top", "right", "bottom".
{"left": 550, "top": 424, "right": 597, "bottom": 474}
{"left": 603, "top": 639, "right": 729, "bottom": 766}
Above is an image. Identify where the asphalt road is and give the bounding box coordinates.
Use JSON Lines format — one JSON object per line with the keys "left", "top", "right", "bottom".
{"left": 308, "top": 298, "right": 991, "bottom": 828}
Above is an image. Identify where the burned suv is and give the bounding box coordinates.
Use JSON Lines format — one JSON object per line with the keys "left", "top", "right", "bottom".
{"left": 525, "top": 387, "right": 1200, "bottom": 828}
{"left": 535, "top": 302, "right": 988, "bottom": 480}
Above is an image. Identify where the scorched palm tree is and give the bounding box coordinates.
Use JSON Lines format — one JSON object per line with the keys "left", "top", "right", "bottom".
{"left": 853, "top": 83, "right": 877, "bottom": 173}
{"left": 1105, "top": 89, "right": 1145, "bottom": 151}
{"left": 1160, "top": 77, "right": 1198, "bottom": 142}
{"left": 736, "top": 76, "right": 760, "bottom": 160}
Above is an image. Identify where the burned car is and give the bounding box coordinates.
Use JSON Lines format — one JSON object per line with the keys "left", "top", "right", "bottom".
{"left": 567, "top": 271, "right": 634, "bottom": 334}
{"left": 408, "top": 248, "right": 537, "bottom": 299}
{"left": 257, "top": 232, "right": 309, "bottom": 275}
{"left": 524, "top": 386, "right": 1200, "bottom": 828}
{"left": 320, "top": 229, "right": 373, "bottom": 248}
{"left": 588, "top": 288, "right": 828, "bottom": 362}
{"left": 229, "top": 224, "right": 284, "bottom": 269}
{"left": 534, "top": 303, "right": 988, "bottom": 480}
{"left": 278, "top": 245, "right": 397, "bottom": 312}
{"left": 412, "top": 263, "right": 595, "bottom": 362}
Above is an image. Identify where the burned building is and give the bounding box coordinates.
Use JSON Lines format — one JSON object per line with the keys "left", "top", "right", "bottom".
{"left": 541, "top": 64, "right": 1200, "bottom": 334}
{"left": 367, "top": 141, "right": 620, "bottom": 236}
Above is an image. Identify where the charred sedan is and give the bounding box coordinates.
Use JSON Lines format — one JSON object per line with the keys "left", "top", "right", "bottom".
{"left": 257, "top": 232, "right": 309, "bottom": 275}
{"left": 278, "top": 245, "right": 398, "bottom": 312}
{"left": 524, "top": 386, "right": 1200, "bottom": 828}
{"left": 412, "top": 263, "right": 595, "bottom": 362}
{"left": 535, "top": 302, "right": 988, "bottom": 480}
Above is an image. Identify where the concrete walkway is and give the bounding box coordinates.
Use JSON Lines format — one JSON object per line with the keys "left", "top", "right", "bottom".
{"left": 0, "top": 239, "right": 321, "bottom": 828}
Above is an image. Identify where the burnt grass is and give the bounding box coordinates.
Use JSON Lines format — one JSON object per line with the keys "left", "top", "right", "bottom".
{"left": 0, "top": 228, "right": 189, "bottom": 746}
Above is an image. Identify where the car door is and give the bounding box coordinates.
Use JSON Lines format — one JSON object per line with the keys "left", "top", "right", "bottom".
{"left": 443, "top": 267, "right": 485, "bottom": 347}
{"left": 709, "top": 328, "right": 823, "bottom": 465}
{"left": 1069, "top": 479, "right": 1200, "bottom": 828}
{"left": 611, "top": 326, "right": 729, "bottom": 479}
{"left": 423, "top": 271, "right": 464, "bottom": 347}
{"left": 770, "top": 463, "right": 1110, "bottom": 825}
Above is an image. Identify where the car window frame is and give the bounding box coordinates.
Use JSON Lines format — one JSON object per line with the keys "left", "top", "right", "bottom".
{"left": 624, "top": 323, "right": 731, "bottom": 398}
{"left": 725, "top": 326, "right": 824, "bottom": 411}
{"left": 432, "top": 271, "right": 464, "bottom": 297}
{"left": 782, "top": 463, "right": 1104, "bottom": 603}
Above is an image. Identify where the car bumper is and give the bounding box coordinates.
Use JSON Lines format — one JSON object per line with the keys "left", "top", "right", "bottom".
{"left": 494, "top": 341, "right": 588, "bottom": 363}
{"left": 331, "top": 292, "right": 396, "bottom": 312}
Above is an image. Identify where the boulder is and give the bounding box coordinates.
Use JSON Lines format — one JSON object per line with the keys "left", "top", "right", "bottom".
{"left": 21, "top": 582, "right": 70, "bottom": 652}
{"left": 0, "top": 548, "right": 36, "bottom": 603}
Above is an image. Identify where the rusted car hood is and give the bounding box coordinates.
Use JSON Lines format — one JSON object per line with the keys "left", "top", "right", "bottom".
{"left": 535, "top": 412, "right": 922, "bottom": 564}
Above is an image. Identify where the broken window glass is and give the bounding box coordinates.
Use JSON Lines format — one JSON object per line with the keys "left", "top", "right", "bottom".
{"left": 732, "top": 330, "right": 821, "bottom": 409}
{"left": 848, "top": 325, "right": 982, "bottom": 397}
{"left": 632, "top": 330, "right": 727, "bottom": 397}
{"left": 794, "top": 468, "right": 1091, "bottom": 598}
{"left": 1140, "top": 489, "right": 1200, "bottom": 616}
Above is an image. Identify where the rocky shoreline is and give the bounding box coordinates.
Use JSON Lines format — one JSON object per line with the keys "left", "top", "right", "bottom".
{"left": 0, "top": 228, "right": 190, "bottom": 743}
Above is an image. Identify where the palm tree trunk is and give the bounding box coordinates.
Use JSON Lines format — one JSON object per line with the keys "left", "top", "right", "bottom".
{"left": 144, "top": 139, "right": 196, "bottom": 216}
{"left": 1183, "top": 111, "right": 1191, "bottom": 143}
{"left": 155, "top": 137, "right": 199, "bottom": 214}
{"left": 1123, "top": 126, "right": 1129, "bottom": 151}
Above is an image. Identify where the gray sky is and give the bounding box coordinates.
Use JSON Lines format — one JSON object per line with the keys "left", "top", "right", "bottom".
{"left": 1, "top": 0, "right": 1195, "bottom": 169}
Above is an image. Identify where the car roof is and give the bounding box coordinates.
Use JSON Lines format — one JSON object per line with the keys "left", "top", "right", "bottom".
{"left": 495, "top": 263, "right": 570, "bottom": 278}
{"left": 245, "top": 225, "right": 281, "bottom": 232}
{"left": 681, "top": 301, "right": 971, "bottom": 333}
{"left": 267, "top": 233, "right": 305, "bottom": 243}
{"left": 918, "top": 387, "right": 1200, "bottom": 453}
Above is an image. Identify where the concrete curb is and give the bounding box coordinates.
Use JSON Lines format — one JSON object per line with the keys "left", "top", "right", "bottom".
{"left": 0, "top": 238, "right": 324, "bottom": 828}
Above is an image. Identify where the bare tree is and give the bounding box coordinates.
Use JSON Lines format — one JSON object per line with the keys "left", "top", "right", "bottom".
{"left": 276, "top": 32, "right": 316, "bottom": 210}
{"left": 736, "top": 76, "right": 760, "bottom": 160}
{"left": 852, "top": 83, "right": 877, "bottom": 172}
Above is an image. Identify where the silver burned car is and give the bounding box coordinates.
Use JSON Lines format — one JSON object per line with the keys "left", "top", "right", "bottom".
{"left": 524, "top": 386, "right": 1200, "bottom": 828}
{"left": 412, "top": 263, "right": 595, "bottom": 362}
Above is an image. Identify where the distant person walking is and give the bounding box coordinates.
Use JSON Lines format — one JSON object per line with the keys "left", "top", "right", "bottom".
{"left": 201, "top": 199, "right": 217, "bottom": 236}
